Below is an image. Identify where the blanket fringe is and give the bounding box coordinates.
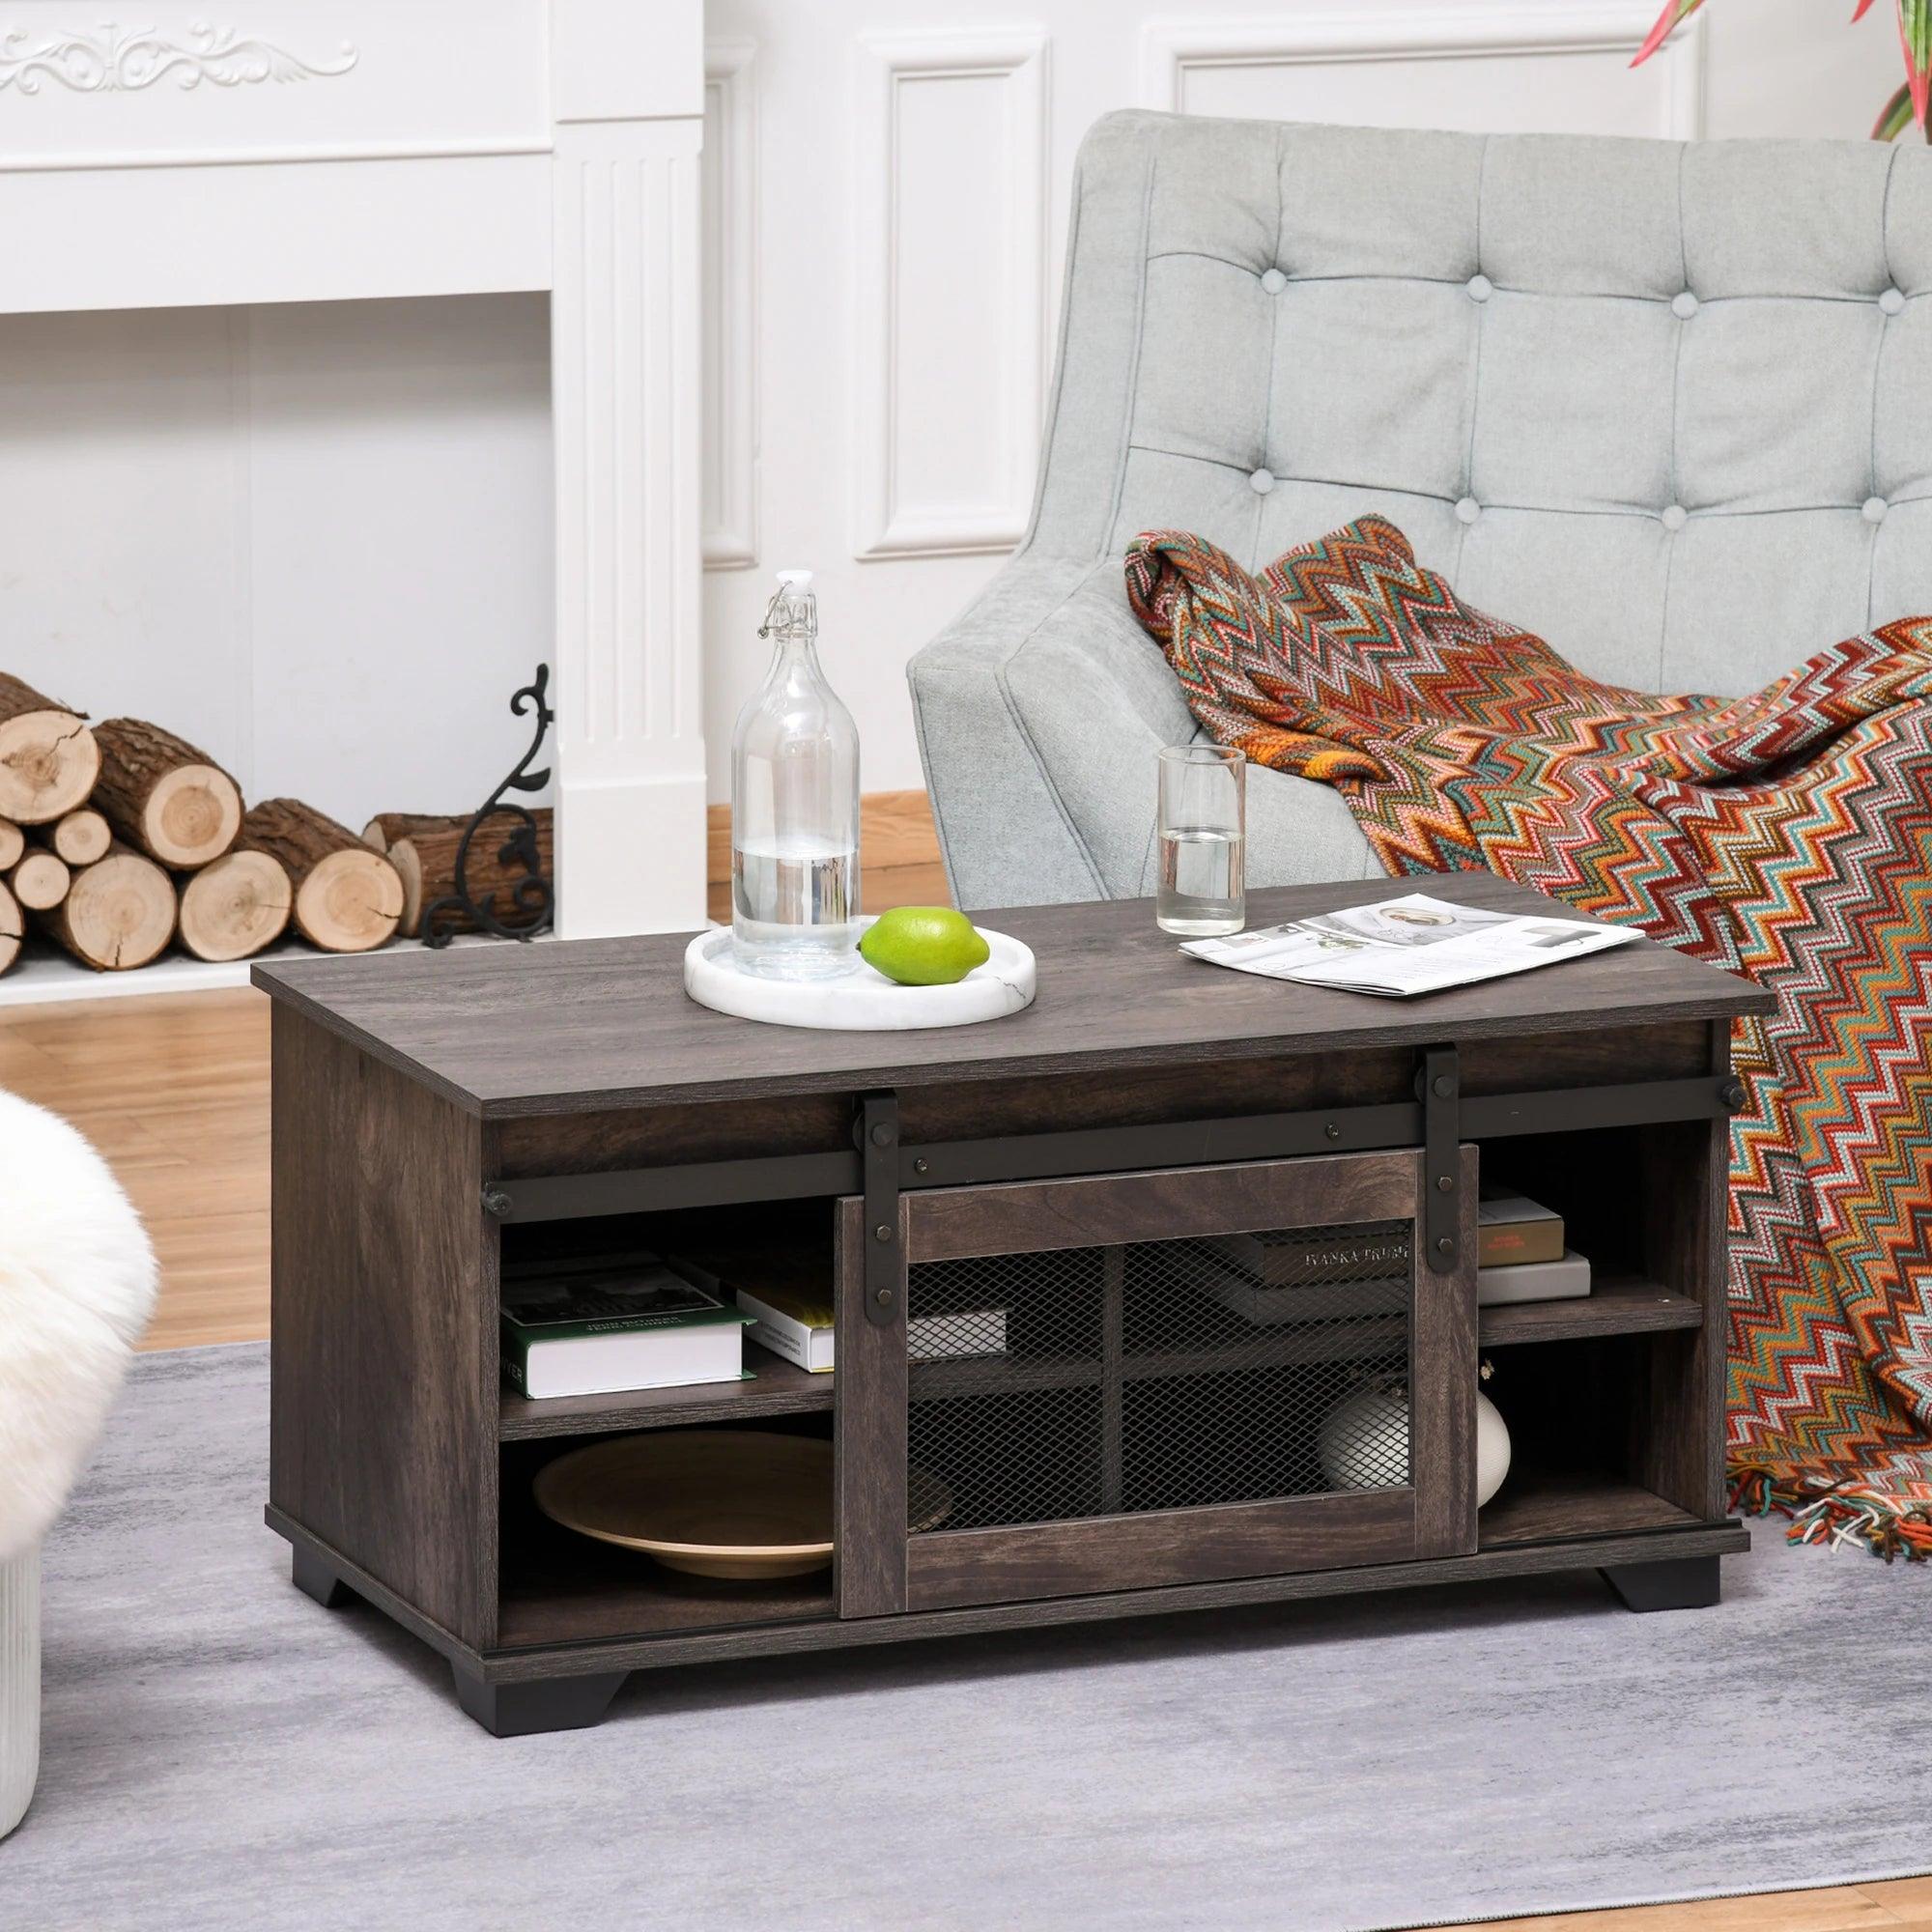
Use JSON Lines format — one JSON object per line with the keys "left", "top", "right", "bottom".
{"left": 1728, "top": 1460, "right": 1932, "bottom": 1561}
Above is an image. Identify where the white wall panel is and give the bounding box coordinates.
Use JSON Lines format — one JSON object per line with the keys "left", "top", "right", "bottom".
{"left": 1141, "top": 7, "right": 1706, "bottom": 135}
{"left": 852, "top": 31, "right": 1047, "bottom": 560}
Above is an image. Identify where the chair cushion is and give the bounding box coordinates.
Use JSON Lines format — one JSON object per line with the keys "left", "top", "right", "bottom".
{"left": 1040, "top": 116, "right": 1932, "bottom": 700}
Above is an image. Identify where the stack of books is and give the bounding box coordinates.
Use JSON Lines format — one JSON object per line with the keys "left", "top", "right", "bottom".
{"left": 1199, "top": 1228, "right": 1410, "bottom": 1323}
{"left": 671, "top": 1251, "right": 1009, "bottom": 1373}
{"left": 1194, "top": 1190, "right": 1592, "bottom": 1322}
{"left": 500, "top": 1256, "right": 753, "bottom": 1400}
{"left": 1476, "top": 1191, "right": 1590, "bottom": 1305}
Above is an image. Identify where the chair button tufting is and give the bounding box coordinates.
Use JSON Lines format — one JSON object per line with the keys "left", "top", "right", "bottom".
{"left": 1880, "top": 287, "right": 1906, "bottom": 316}
{"left": 1662, "top": 504, "right": 1689, "bottom": 531}
{"left": 1466, "top": 273, "right": 1493, "bottom": 303}
{"left": 1863, "top": 496, "right": 1889, "bottom": 524}
{"left": 1671, "top": 291, "right": 1699, "bottom": 320}
{"left": 1249, "top": 468, "right": 1276, "bottom": 495}
{"left": 1455, "top": 497, "right": 1481, "bottom": 525}
{"left": 1260, "top": 267, "right": 1288, "bottom": 295}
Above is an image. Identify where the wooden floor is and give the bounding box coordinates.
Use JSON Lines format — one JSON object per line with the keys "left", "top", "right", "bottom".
{"left": 0, "top": 796, "right": 1920, "bottom": 1932}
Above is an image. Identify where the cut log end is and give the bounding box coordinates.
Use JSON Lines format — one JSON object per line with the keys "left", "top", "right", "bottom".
{"left": 0, "top": 707, "right": 100, "bottom": 825}
{"left": 8, "top": 849, "right": 70, "bottom": 911}
{"left": 0, "top": 877, "right": 19, "bottom": 977}
{"left": 179, "top": 849, "right": 293, "bottom": 962}
{"left": 142, "top": 761, "right": 242, "bottom": 867}
{"left": 239, "top": 797, "right": 402, "bottom": 954}
{"left": 388, "top": 838, "right": 425, "bottom": 936}
{"left": 91, "top": 718, "right": 242, "bottom": 867}
{"left": 46, "top": 847, "right": 175, "bottom": 971}
{"left": 295, "top": 848, "right": 403, "bottom": 953}
{"left": 48, "top": 808, "right": 110, "bottom": 867}
{"left": 0, "top": 819, "right": 21, "bottom": 872}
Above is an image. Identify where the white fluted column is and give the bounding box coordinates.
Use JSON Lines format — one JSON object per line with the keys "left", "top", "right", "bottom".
{"left": 549, "top": 0, "right": 709, "bottom": 937}
{"left": 0, "top": 1545, "right": 40, "bottom": 1839}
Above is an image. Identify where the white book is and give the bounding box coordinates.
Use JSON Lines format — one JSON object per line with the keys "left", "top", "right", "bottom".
{"left": 734, "top": 1288, "right": 836, "bottom": 1374}
{"left": 510, "top": 1322, "right": 751, "bottom": 1401}
{"left": 1477, "top": 1248, "right": 1592, "bottom": 1307}
{"left": 500, "top": 1262, "right": 753, "bottom": 1401}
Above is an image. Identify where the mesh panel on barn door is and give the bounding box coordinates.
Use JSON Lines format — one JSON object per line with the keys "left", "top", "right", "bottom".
{"left": 905, "top": 1221, "right": 1413, "bottom": 1535}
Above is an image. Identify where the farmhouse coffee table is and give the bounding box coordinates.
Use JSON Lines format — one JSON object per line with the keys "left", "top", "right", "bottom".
{"left": 255, "top": 875, "right": 1771, "bottom": 1736}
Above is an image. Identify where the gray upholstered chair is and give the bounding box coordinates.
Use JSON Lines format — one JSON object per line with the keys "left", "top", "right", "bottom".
{"left": 909, "top": 111, "right": 1932, "bottom": 911}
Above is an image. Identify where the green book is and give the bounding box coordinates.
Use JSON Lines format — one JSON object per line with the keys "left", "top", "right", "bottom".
{"left": 500, "top": 1260, "right": 753, "bottom": 1400}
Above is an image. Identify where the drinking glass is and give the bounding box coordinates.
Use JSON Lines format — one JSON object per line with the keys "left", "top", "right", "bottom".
{"left": 1157, "top": 744, "right": 1245, "bottom": 936}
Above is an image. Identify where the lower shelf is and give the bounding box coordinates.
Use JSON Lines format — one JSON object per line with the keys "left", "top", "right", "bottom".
{"left": 497, "top": 1506, "right": 836, "bottom": 1649}
{"left": 1477, "top": 1469, "right": 1698, "bottom": 1549}
{"left": 492, "top": 1466, "right": 1702, "bottom": 1651}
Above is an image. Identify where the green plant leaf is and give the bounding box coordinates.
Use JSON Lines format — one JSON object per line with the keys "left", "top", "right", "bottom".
{"left": 1631, "top": 0, "right": 1709, "bottom": 68}
{"left": 1874, "top": 78, "right": 1917, "bottom": 137}
{"left": 1897, "top": 0, "right": 1932, "bottom": 130}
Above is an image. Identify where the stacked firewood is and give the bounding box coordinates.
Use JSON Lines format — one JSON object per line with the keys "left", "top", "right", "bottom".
{"left": 0, "top": 673, "right": 545, "bottom": 978}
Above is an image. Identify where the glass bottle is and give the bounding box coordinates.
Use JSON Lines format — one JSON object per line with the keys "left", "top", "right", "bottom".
{"left": 730, "top": 569, "right": 862, "bottom": 980}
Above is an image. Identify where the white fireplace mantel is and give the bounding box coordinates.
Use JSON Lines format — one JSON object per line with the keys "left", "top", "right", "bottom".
{"left": 0, "top": 0, "right": 708, "bottom": 942}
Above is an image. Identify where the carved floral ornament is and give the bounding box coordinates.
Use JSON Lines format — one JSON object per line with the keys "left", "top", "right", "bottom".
{"left": 0, "top": 20, "right": 357, "bottom": 92}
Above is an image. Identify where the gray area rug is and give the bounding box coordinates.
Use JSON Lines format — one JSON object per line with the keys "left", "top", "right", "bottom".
{"left": 3, "top": 1345, "right": 1928, "bottom": 1932}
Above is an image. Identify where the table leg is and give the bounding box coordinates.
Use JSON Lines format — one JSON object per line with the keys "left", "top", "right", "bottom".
{"left": 1601, "top": 1554, "right": 1721, "bottom": 1611}
{"left": 291, "top": 1547, "right": 355, "bottom": 1610}
{"left": 451, "top": 1665, "right": 629, "bottom": 1737}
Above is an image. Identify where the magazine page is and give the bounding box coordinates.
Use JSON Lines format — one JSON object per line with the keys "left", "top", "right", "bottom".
{"left": 1179, "top": 893, "right": 1636, "bottom": 998}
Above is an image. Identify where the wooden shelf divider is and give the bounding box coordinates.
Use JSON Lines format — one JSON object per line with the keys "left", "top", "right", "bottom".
{"left": 498, "top": 1346, "right": 833, "bottom": 1441}
{"left": 1477, "top": 1272, "right": 1702, "bottom": 1348}
{"left": 499, "top": 1272, "right": 1703, "bottom": 1444}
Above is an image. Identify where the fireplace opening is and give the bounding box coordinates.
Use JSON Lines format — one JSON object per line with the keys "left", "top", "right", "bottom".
{"left": 0, "top": 292, "right": 556, "bottom": 1000}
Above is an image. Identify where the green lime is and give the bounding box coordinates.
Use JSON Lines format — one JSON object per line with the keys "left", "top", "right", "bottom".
{"left": 859, "top": 907, "right": 991, "bottom": 986}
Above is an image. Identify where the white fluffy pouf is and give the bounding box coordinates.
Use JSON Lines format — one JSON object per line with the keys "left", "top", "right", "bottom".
{"left": 0, "top": 1087, "right": 156, "bottom": 1840}
{"left": 0, "top": 1089, "right": 157, "bottom": 1564}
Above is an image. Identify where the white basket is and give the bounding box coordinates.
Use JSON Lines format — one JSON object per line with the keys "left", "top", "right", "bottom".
{"left": 0, "top": 1545, "right": 40, "bottom": 1839}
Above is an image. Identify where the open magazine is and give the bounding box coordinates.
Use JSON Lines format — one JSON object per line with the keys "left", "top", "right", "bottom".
{"left": 1179, "top": 892, "right": 1637, "bottom": 999}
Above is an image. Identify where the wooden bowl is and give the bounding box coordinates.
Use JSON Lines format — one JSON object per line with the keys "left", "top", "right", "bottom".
{"left": 535, "top": 1431, "right": 836, "bottom": 1578}
{"left": 533, "top": 1430, "right": 955, "bottom": 1579}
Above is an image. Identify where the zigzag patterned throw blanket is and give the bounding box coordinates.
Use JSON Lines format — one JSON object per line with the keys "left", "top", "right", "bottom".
{"left": 1126, "top": 515, "right": 1932, "bottom": 1559}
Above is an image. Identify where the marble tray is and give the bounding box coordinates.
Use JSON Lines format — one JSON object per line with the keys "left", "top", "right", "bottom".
{"left": 683, "top": 922, "right": 1036, "bottom": 1031}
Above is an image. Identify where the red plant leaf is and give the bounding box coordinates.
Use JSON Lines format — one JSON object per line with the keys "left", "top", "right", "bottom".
{"left": 1631, "top": 0, "right": 1708, "bottom": 68}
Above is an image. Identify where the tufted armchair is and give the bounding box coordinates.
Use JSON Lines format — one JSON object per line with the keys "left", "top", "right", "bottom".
{"left": 908, "top": 111, "right": 1932, "bottom": 911}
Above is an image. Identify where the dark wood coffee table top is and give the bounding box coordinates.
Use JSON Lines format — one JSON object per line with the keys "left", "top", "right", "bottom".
{"left": 252, "top": 872, "right": 1772, "bottom": 1118}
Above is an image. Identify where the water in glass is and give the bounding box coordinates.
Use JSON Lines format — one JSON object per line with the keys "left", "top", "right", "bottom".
{"left": 1157, "top": 743, "right": 1245, "bottom": 936}
{"left": 1158, "top": 826, "right": 1246, "bottom": 935}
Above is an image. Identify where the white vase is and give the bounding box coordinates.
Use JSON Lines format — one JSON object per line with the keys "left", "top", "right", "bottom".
{"left": 0, "top": 1544, "right": 40, "bottom": 1839}
{"left": 1317, "top": 1385, "right": 1513, "bottom": 1508}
